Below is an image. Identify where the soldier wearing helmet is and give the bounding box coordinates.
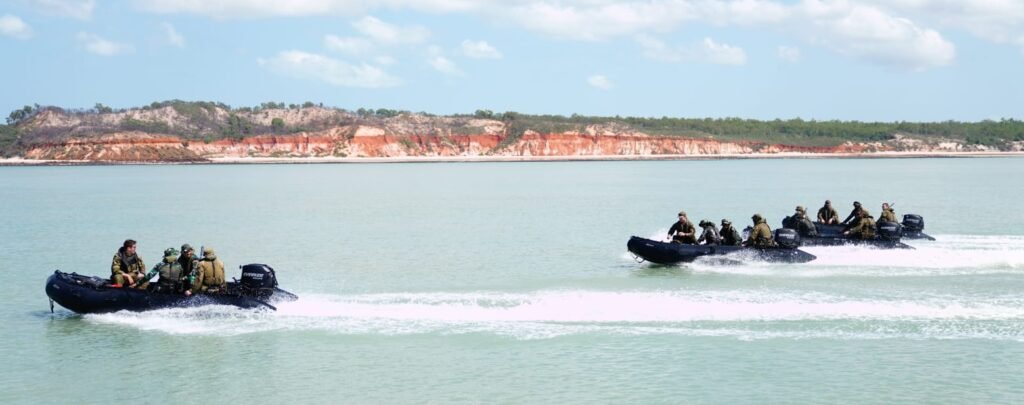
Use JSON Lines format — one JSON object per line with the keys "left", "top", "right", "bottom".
{"left": 744, "top": 214, "right": 775, "bottom": 248}
{"left": 720, "top": 219, "right": 742, "bottom": 246}
{"left": 192, "top": 246, "right": 227, "bottom": 294}
{"left": 696, "top": 219, "right": 722, "bottom": 245}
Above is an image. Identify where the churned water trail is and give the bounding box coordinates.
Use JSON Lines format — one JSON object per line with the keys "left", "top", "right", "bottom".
{"left": 82, "top": 289, "right": 1024, "bottom": 341}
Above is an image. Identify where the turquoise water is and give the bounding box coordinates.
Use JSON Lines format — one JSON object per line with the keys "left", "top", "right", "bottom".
{"left": 3, "top": 158, "right": 1024, "bottom": 403}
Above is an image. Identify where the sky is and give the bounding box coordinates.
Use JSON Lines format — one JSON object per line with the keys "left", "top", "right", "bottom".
{"left": 1, "top": 0, "right": 1022, "bottom": 122}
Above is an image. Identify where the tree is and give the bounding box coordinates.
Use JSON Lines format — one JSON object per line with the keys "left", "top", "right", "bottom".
{"left": 94, "top": 103, "right": 113, "bottom": 114}
{"left": 474, "top": 109, "right": 494, "bottom": 118}
{"left": 6, "top": 105, "right": 34, "bottom": 125}
{"left": 271, "top": 117, "right": 285, "bottom": 133}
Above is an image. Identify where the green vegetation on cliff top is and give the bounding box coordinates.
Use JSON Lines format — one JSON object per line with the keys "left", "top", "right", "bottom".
{"left": 3, "top": 100, "right": 1023, "bottom": 157}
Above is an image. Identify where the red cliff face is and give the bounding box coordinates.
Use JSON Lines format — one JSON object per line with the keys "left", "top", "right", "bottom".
{"left": 16, "top": 129, "right": 895, "bottom": 162}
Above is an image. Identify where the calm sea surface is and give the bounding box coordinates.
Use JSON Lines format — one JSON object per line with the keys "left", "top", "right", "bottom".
{"left": 2, "top": 158, "right": 1024, "bottom": 403}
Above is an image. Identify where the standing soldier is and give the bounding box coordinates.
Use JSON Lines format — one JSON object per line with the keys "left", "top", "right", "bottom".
{"left": 111, "top": 239, "right": 146, "bottom": 288}
{"left": 192, "top": 246, "right": 227, "bottom": 294}
{"left": 744, "top": 214, "right": 775, "bottom": 248}
{"left": 720, "top": 219, "right": 742, "bottom": 246}
{"left": 817, "top": 200, "right": 839, "bottom": 224}
{"left": 667, "top": 211, "right": 697, "bottom": 244}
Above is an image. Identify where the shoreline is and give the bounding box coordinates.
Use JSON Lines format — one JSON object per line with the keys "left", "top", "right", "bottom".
{"left": 2, "top": 151, "right": 1023, "bottom": 166}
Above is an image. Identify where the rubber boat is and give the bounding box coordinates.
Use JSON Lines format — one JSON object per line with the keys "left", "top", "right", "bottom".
{"left": 45, "top": 263, "right": 297, "bottom": 314}
{"left": 627, "top": 229, "right": 817, "bottom": 265}
{"left": 781, "top": 213, "right": 936, "bottom": 248}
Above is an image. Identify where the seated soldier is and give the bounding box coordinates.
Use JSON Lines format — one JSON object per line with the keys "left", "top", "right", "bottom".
{"left": 720, "top": 219, "right": 742, "bottom": 246}
{"left": 111, "top": 239, "right": 146, "bottom": 288}
{"left": 696, "top": 220, "right": 721, "bottom": 245}
{"left": 140, "top": 248, "right": 189, "bottom": 295}
{"left": 878, "top": 203, "right": 897, "bottom": 223}
{"left": 844, "top": 210, "right": 877, "bottom": 240}
{"left": 192, "top": 246, "right": 227, "bottom": 294}
{"left": 793, "top": 206, "right": 818, "bottom": 237}
{"left": 744, "top": 214, "right": 775, "bottom": 248}
{"left": 667, "top": 211, "right": 697, "bottom": 244}
{"left": 817, "top": 200, "right": 839, "bottom": 224}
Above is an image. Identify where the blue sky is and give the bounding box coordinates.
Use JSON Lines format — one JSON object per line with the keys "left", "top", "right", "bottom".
{"left": 1, "top": 0, "right": 1022, "bottom": 121}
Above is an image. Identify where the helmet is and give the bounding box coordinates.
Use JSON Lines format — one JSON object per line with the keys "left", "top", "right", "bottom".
{"left": 853, "top": 201, "right": 862, "bottom": 207}
{"left": 181, "top": 243, "right": 193, "bottom": 253}
{"left": 752, "top": 213, "right": 763, "bottom": 222}
{"left": 795, "top": 206, "right": 806, "bottom": 213}
{"left": 721, "top": 219, "right": 731, "bottom": 226}
{"left": 678, "top": 210, "right": 687, "bottom": 217}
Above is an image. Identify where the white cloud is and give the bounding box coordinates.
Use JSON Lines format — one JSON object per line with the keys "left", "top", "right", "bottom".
{"left": 34, "top": 0, "right": 95, "bottom": 20}
{"left": 161, "top": 22, "right": 185, "bottom": 47}
{"left": 0, "top": 14, "right": 32, "bottom": 39}
{"left": 427, "top": 46, "right": 461, "bottom": 75}
{"left": 259, "top": 50, "right": 400, "bottom": 88}
{"left": 353, "top": 15, "right": 429, "bottom": 45}
{"left": 135, "top": 1, "right": 964, "bottom": 69}
{"left": 799, "top": 1, "right": 955, "bottom": 70}
{"left": 587, "top": 74, "right": 612, "bottom": 90}
{"left": 324, "top": 34, "right": 373, "bottom": 55}
{"left": 777, "top": 45, "right": 800, "bottom": 62}
{"left": 461, "top": 39, "right": 502, "bottom": 59}
{"left": 637, "top": 35, "right": 747, "bottom": 65}
{"left": 865, "top": 0, "right": 1024, "bottom": 52}
{"left": 76, "top": 32, "right": 133, "bottom": 55}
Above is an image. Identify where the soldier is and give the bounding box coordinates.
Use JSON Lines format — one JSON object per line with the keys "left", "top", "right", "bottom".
{"left": 720, "top": 219, "right": 742, "bottom": 246}
{"left": 140, "top": 248, "right": 189, "bottom": 295}
{"left": 844, "top": 210, "right": 877, "bottom": 239}
{"left": 177, "top": 244, "right": 200, "bottom": 290}
{"left": 192, "top": 246, "right": 226, "bottom": 294}
{"left": 793, "top": 206, "right": 818, "bottom": 237}
{"left": 744, "top": 214, "right": 775, "bottom": 248}
{"left": 878, "top": 203, "right": 897, "bottom": 223}
{"left": 841, "top": 201, "right": 865, "bottom": 228}
{"left": 696, "top": 220, "right": 721, "bottom": 245}
{"left": 667, "top": 211, "right": 697, "bottom": 244}
{"left": 817, "top": 200, "right": 839, "bottom": 224}
{"left": 111, "top": 239, "right": 146, "bottom": 288}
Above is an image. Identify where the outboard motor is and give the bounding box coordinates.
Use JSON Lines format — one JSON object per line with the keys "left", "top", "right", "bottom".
{"left": 239, "top": 263, "right": 279, "bottom": 298}
{"left": 774, "top": 228, "right": 801, "bottom": 249}
{"left": 902, "top": 214, "right": 924, "bottom": 232}
{"left": 876, "top": 222, "right": 903, "bottom": 241}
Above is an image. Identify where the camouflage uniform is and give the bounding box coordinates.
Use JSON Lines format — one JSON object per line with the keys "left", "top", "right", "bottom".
{"left": 745, "top": 214, "right": 775, "bottom": 248}
{"left": 697, "top": 220, "right": 721, "bottom": 245}
{"left": 111, "top": 247, "right": 146, "bottom": 287}
{"left": 720, "top": 220, "right": 742, "bottom": 246}
{"left": 192, "top": 247, "right": 226, "bottom": 294}
{"left": 177, "top": 244, "right": 200, "bottom": 290}
{"left": 879, "top": 207, "right": 897, "bottom": 223}
{"left": 143, "top": 248, "right": 186, "bottom": 293}
{"left": 850, "top": 211, "right": 877, "bottom": 240}
{"left": 793, "top": 207, "right": 818, "bottom": 237}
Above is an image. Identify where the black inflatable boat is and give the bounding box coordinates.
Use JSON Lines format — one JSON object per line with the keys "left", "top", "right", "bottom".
{"left": 45, "top": 263, "right": 298, "bottom": 314}
{"left": 627, "top": 230, "right": 817, "bottom": 265}
{"left": 782, "top": 215, "right": 924, "bottom": 248}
